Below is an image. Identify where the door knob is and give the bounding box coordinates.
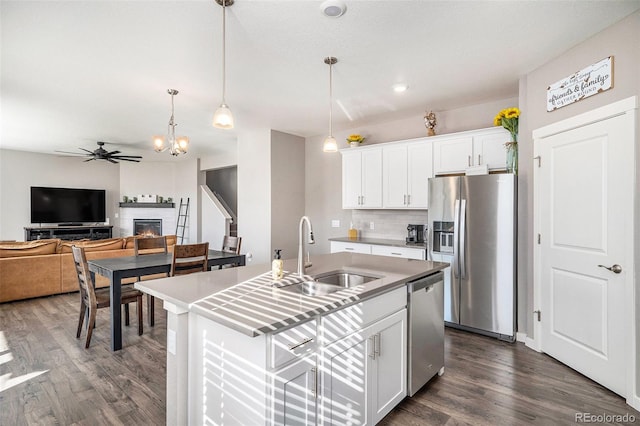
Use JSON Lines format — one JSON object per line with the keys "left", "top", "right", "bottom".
{"left": 598, "top": 264, "right": 622, "bottom": 274}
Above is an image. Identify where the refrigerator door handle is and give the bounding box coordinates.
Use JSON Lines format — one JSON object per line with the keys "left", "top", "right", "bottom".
{"left": 459, "top": 199, "right": 467, "bottom": 279}
{"left": 453, "top": 199, "right": 460, "bottom": 278}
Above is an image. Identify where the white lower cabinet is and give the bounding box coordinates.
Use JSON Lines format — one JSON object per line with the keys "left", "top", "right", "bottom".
{"left": 331, "top": 241, "right": 425, "bottom": 260}
{"left": 320, "top": 309, "right": 407, "bottom": 425}
{"left": 272, "top": 354, "right": 318, "bottom": 426}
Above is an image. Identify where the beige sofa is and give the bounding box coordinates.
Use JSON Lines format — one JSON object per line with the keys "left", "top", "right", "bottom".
{"left": 0, "top": 235, "right": 176, "bottom": 303}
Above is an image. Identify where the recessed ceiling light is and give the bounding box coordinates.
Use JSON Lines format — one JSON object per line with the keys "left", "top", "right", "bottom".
{"left": 321, "top": 0, "right": 347, "bottom": 18}
{"left": 392, "top": 83, "right": 408, "bottom": 93}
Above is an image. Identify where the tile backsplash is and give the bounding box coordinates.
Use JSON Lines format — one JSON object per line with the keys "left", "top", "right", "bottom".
{"left": 352, "top": 210, "right": 428, "bottom": 240}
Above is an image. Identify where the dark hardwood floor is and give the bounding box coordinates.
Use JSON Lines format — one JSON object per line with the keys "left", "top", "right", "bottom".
{"left": 1, "top": 293, "right": 638, "bottom": 425}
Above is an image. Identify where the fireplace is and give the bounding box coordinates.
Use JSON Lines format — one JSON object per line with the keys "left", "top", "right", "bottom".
{"left": 134, "top": 219, "right": 162, "bottom": 237}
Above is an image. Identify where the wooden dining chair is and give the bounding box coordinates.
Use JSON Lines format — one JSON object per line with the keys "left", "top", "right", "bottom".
{"left": 219, "top": 236, "right": 242, "bottom": 269}
{"left": 134, "top": 236, "right": 167, "bottom": 326}
{"left": 170, "top": 242, "right": 209, "bottom": 276}
{"left": 72, "top": 245, "right": 143, "bottom": 348}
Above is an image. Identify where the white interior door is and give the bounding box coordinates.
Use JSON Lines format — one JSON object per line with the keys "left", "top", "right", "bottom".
{"left": 537, "top": 112, "right": 633, "bottom": 397}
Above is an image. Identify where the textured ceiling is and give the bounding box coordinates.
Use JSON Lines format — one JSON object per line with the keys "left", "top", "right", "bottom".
{"left": 2, "top": 0, "right": 639, "bottom": 160}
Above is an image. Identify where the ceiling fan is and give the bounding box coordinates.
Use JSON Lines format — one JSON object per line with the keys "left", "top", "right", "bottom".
{"left": 56, "top": 141, "right": 142, "bottom": 163}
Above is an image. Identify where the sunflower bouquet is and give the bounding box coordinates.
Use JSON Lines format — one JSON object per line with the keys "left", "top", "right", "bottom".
{"left": 346, "top": 134, "right": 365, "bottom": 145}
{"left": 494, "top": 107, "right": 520, "bottom": 174}
{"left": 494, "top": 107, "right": 520, "bottom": 143}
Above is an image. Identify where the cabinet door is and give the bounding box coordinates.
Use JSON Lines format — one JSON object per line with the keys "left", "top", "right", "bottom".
{"left": 407, "top": 141, "right": 431, "bottom": 208}
{"left": 342, "top": 151, "right": 363, "bottom": 209}
{"left": 369, "top": 310, "right": 407, "bottom": 424}
{"left": 330, "top": 241, "right": 372, "bottom": 254}
{"left": 361, "top": 149, "right": 383, "bottom": 208}
{"left": 321, "top": 332, "right": 370, "bottom": 425}
{"left": 432, "top": 136, "right": 473, "bottom": 175}
{"left": 474, "top": 128, "right": 510, "bottom": 169}
{"left": 371, "top": 245, "right": 426, "bottom": 260}
{"left": 382, "top": 144, "right": 408, "bottom": 208}
{"left": 273, "top": 355, "right": 317, "bottom": 426}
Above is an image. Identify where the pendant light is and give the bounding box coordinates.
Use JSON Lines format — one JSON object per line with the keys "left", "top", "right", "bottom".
{"left": 212, "top": 0, "right": 234, "bottom": 129}
{"left": 153, "top": 89, "right": 189, "bottom": 156}
{"left": 323, "top": 56, "right": 338, "bottom": 153}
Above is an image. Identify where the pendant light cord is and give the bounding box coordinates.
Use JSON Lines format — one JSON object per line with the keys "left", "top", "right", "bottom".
{"left": 221, "top": 0, "right": 227, "bottom": 104}
{"left": 328, "top": 61, "right": 333, "bottom": 137}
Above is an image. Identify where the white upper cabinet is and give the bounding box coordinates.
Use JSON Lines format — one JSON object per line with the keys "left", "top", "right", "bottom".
{"left": 342, "top": 147, "right": 382, "bottom": 209}
{"left": 433, "top": 127, "right": 510, "bottom": 175}
{"left": 382, "top": 139, "right": 432, "bottom": 209}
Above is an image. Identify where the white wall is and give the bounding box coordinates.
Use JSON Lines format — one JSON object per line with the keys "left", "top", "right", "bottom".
{"left": 174, "top": 158, "right": 200, "bottom": 244}
{"left": 304, "top": 97, "right": 519, "bottom": 255}
{"left": 237, "top": 128, "right": 271, "bottom": 265}
{"left": 270, "top": 130, "right": 305, "bottom": 262}
{"left": 119, "top": 161, "right": 177, "bottom": 201}
{"left": 0, "top": 149, "right": 120, "bottom": 240}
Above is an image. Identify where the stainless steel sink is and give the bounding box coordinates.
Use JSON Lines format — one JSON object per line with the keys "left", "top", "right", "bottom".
{"left": 314, "top": 271, "right": 378, "bottom": 287}
{"left": 278, "top": 271, "right": 380, "bottom": 296}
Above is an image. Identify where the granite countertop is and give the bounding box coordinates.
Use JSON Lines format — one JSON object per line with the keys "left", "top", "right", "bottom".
{"left": 136, "top": 253, "right": 446, "bottom": 337}
{"left": 329, "top": 236, "right": 427, "bottom": 248}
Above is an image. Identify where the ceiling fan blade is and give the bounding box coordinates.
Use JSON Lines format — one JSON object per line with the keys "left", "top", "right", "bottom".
{"left": 107, "top": 150, "right": 121, "bottom": 155}
{"left": 115, "top": 157, "right": 141, "bottom": 162}
{"left": 111, "top": 155, "right": 143, "bottom": 159}
{"left": 107, "top": 158, "right": 118, "bottom": 164}
{"left": 84, "top": 158, "right": 96, "bottom": 162}
{"left": 54, "top": 150, "right": 92, "bottom": 156}
{"left": 80, "top": 148, "right": 95, "bottom": 154}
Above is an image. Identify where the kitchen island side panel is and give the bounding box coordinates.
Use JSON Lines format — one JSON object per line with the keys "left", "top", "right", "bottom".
{"left": 189, "top": 313, "right": 269, "bottom": 425}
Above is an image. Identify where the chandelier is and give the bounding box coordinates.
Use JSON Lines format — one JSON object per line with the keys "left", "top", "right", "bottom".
{"left": 153, "top": 89, "right": 189, "bottom": 156}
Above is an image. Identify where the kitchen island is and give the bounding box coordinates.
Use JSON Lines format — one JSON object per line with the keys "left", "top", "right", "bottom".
{"left": 136, "top": 252, "right": 447, "bottom": 425}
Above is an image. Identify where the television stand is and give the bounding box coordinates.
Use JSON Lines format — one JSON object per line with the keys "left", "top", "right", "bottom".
{"left": 59, "top": 223, "right": 83, "bottom": 227}
{"left": 24, "top": 225, "right": 113, "bottom": 241}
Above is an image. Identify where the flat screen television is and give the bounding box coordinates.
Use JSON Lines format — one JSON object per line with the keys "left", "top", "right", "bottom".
{"left": 30, "top": 186, "right": 106, "bottom": 224}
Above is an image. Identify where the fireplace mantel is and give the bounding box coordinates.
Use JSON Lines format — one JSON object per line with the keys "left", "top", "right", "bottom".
{"left": 119, "top": 203, "right": 175, "bottom": 208}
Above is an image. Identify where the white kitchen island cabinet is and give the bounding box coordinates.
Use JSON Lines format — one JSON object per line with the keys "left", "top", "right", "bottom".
{"left": 135, "top": 253, "right": 448, "bottom": 425}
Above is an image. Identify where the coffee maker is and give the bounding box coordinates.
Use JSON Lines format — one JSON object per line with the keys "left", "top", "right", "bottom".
{"left": 406, "top": 224, "right": 426, "bottom": 244}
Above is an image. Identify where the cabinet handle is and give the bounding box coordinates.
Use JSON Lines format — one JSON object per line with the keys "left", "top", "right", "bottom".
{"left": 375, "top": 333, "right": 381, "bottom": 357}
{"left": 478, "top": 154, "right": 481, "bottom": 165}
{"left": 391, "top": 252, "right": 402, "bottom": 256}
{"left": 403, "top": 194, "right": 407, "bottom": 205}
{"left": 368, "top": 336, "right": 376, "bottom": 360}
{"left": 311, "top": 367, "right": 317, "bottom": 397}
{"left": 288, "top": 337, "right": 313, "bottom": 350}
{"left": 468, "top": 155, "right": 471, "bottom": 166}
{"left": 344, "top": 247, "right": 355, "bottom": 251}
{"left": 407, "top": 194, "right": 411, "bottom": 205}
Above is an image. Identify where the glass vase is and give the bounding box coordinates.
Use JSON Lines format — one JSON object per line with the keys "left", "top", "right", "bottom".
{"left": 506, "top": 142, "right": 518, "bottom": 174}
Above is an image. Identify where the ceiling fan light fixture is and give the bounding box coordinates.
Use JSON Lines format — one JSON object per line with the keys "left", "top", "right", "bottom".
{"left": 392, "top": 83, "right": 408, "bottom": 93}
{"left": 213, "top": 0, "right": 234, "bottom": 130}
{"left": 321, "top": 0, "right": 346, "bottom": 18}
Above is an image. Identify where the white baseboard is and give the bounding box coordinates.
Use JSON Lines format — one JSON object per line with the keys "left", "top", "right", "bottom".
{"left": 516, "top": 332, "right": 526, "bottom": 343}
{"left": 628, "top": 393, "right": 640, "bottom": 412}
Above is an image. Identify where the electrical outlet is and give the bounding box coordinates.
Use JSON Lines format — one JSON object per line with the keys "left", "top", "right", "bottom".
{"left": 369, "top": 221, "right": 375, "bottom": 230}
{"left": 331, "top": 220, "right": 340, "bottom": 228}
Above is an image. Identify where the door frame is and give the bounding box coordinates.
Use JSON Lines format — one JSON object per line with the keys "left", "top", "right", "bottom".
{"left": 532, "top": 96, "right": 638, "bottom": 409}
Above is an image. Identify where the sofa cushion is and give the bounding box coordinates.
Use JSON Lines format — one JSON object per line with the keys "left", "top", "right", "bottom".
{"left": 0, "top": 239, "right": 61, "bottom": 258}
{"left": 58, "top": 238, "right": 125, "bottom": 253}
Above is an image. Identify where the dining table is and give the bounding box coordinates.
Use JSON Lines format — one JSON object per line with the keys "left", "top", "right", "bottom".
{"left": 87, "top": 250, "right": 246, "bottom": 351}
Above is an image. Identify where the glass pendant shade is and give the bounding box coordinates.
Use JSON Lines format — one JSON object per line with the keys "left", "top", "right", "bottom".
{"left": 153, "top": 136, "right": 165, "bottom": 152}
{"left": 213, "top": 104, "right": 234, "bottom": 129}
{"left": 323, "top": 136, "right": 338, "bottom": 152}
{"left": 177, "top": 137, "right": 189, "bottom": 151}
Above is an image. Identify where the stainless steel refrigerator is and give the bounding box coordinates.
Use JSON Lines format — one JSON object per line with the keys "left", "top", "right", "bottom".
{"left": 428, "top": 174, "right": 516, "bottom": 341}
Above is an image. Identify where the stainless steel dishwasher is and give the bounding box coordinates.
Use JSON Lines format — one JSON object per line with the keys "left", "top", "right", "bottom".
{"left": 407, "top": 271, "right": 445, "bottom": 396}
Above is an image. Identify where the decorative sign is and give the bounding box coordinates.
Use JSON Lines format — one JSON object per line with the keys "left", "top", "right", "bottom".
{"left": 546, "top": 56, "right": 613, "bottom": 112}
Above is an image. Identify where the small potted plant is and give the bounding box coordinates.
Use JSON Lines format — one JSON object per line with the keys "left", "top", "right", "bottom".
{"left": 346, "top": 134, "right": 365, "bottom": 148}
